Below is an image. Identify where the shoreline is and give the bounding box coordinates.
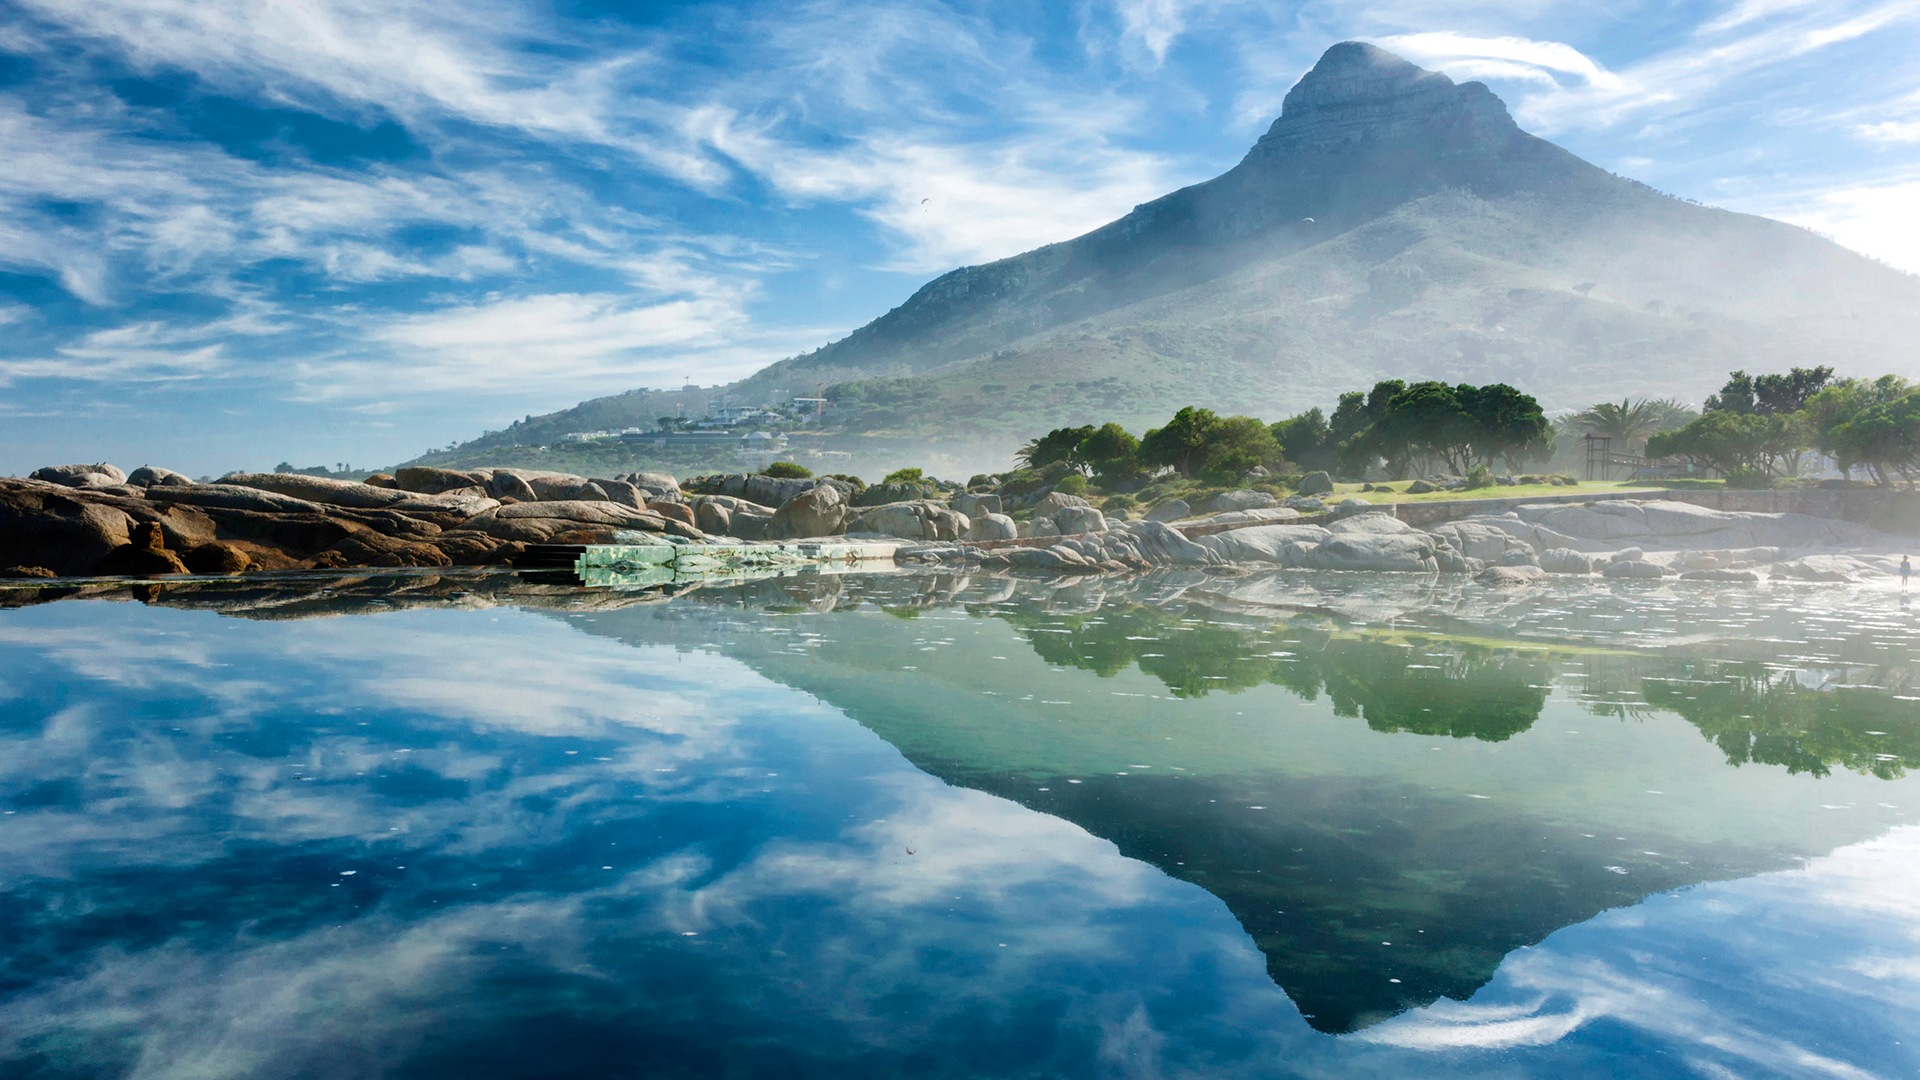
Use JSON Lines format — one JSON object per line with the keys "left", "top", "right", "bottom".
{"left": 4, "top": 465, "right": 1913, "bottom": 588}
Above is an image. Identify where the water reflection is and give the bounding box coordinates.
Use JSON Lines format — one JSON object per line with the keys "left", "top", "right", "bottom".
{"left": 2, "top": 569, "right": 1918, "bottom": 1073}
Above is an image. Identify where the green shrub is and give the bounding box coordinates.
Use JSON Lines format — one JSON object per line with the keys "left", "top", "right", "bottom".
{"left": 881, "top": 467, "right": 925, "bottom": 485}
{"left": 1102, "top": 493, "right": 1139, "bottom": 511}
{"left": 1465, "top": 464, "right": 1494, "bottom": 489}
{"left": 760, "top": 461, "right": 812, "bottom": 479}
{"left": 1053, "top": 474, "right": 1089, "bottom": 496}
{"left": 1723, "top": 465, "right": 1774, "bottom": 489}
{"left": 827, "top": 472, "right": 867, "bottom": 492}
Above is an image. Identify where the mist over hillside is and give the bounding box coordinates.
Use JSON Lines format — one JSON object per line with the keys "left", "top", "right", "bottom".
{"left": 428, "top": 42, "right": 1920, "bottom": 478}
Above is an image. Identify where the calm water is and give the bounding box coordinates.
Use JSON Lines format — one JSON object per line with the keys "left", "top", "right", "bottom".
{"left": 2, "top": 569, "right": 1918, "bottom": 1078}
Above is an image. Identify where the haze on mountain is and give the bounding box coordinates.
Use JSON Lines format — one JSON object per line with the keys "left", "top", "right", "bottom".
{"left": 447, "top": 41, "right": 1920, "bottom": 471}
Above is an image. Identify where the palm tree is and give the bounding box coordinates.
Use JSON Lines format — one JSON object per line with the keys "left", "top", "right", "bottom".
{"left": 1570, "top": 398, "right": 1697, "bottom": 453}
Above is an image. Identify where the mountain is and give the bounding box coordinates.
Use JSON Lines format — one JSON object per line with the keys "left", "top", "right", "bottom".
{"left": 433, "top": 41, "right": 1920, "bottom": 475}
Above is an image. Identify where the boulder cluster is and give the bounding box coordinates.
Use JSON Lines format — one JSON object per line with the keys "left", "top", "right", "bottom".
{"left": 1, "top": 464, "right": 697, "bottom": 579}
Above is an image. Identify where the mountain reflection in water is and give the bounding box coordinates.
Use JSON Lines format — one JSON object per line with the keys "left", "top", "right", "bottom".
{"left": 1, "top": 567, "right": 1917, "bottom": 1075}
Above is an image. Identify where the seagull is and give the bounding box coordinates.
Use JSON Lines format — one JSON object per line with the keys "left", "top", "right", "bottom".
{"left": 1302, "top": 216, "right": 1316, "bottom": 224}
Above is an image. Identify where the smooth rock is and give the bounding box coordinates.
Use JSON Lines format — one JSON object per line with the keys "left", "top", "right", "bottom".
{"left": 126, "top": 466, "right": 193, "bottom": 487}
{"left": 952, "top": 492, "right": 1003, "bottom": 519}
{"left": 966, "top": 513, "right": 1018, "bottom": 542}
{"left": 219, "top": 472, "right": 414, "bottom": 509}
{"left": 394, "top": 466, "right": 490, "bottom": 495}
{"left": 1301, "top": 533, "right": 1440, "bottom": 572}
{"left": 145, "top": 484, "right": 326, "bottom": 515}
{"left": 30, "top": 463, "right": 127, "bottom": 488}
{"left": 1602, "top": 559, "right": 1670, "bottom": 579}
{"left": 1145, "top": 499, "right": 1191, "bottom": 523}
{"left": 1539, "top": 548, "right": 1602, "bottom": 574}
{"left": 1208, "top": 489, "right": 1279, "bottom": 514}
{"left": 1476, "top": 564, "right": 1545, "bottom": 586}
{"left": 1679, "top": 568, "right": 1762, "bottom": 583}
{"left": 770, "top": 484, "right": 849, "bottom": 539}
{"left": 1197, "top": 524, "right": 1331, "bottom": 563}
{"left": 1405, "top": 480, "right": 1437, "bottom": 494}
{"left": 1054, "top": 505, "right": 1108, "bottom": 535}
{"left": 848, "top": 500, "right": 968, "bottom": 542}
{"left": 1296, "top": 471, "right": 1334, "bottom": 496}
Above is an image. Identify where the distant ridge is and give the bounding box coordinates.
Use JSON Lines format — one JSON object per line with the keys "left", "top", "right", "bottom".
{"left": 439, "top": 42, "right": 1920, "bottom": 472}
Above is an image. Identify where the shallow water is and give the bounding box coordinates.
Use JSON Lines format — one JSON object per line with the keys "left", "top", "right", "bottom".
{"left": 2, "top": 569, "right": 1918, "bottom": 1078}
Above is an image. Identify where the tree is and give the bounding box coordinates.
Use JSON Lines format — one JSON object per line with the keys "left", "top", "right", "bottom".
{"left": 1827, "top": 387, "right": 1920, "bottom": 486}
{"left": 1140, "top": 407, "right": 1281, "bottom": 481}
{"left": 1140, "top": 407, "right": 1223, "bottom": 477}
{"left": 1271, "top": 408, "right": 1334, "bottom": 472}
{"left": 1569, "top": 397, "right": 1697, "bottom": 452}
{"left": 1804, "top": 376, "right": 1917, "bottom": 484}
{"left": 1705, "top": 366, "right": 1834, "bottom": 415}
{"left": 760, "top": 461, "right": 813, "bottom": 479}
{"left": 1081, "top": 422, "right": 1146, "bottom": 488}
{"left": 1380, "top": 381, "right": 1474, "bottom": 474}
{"left": 1459, "top": 383, "right": 1551, "bottom": 471}
{"left": 1645, "top": 411, "right": 1809, "bottom": 482}
{"left": 1016, "top": 425, "right": 1096, "bottom": 472}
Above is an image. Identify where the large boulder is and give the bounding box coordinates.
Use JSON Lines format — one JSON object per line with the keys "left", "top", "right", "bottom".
{"left": 393, "top": 466, "right": 491, "bottom": 495}
{"left": 1145, "top": 498, "right": 1191, "bottom": 523}
{"left": 1539, "top": 548, "right": 1603, "bottom": 574}
{"left": 0, "top": 481, "right": 137, "bottom": 575}
{"left": 1476, "top": 564, "right": 1546, "bottom": 586}
{"left": 1207, "top": 489, "right": 1279, "bottom": 514}
{"left": 465, "top": 500, "right": 699, "bottom": 544}
{"left": 1602, "top": 559, "right": 1671, "bottom": 580}
{"left": 1404, "top": 480, "right": 1437, "bottom": 494}
{"left": 1327, "top": 511, "right": 1416, "bottom": 536}
{"left": 627, "top": 471, "right": 681, "bottom": 496}
{"left": 145, "top": 484, "right": 326, "bottom": 515}
{"left": 647, "top": 501, "right": 697, "bottom": 527}
{"left": 770, "top": 484, "right": 849, "bottom": 539}
{"left": 1114, "top": 520, "right": 1217, "bottom": 566}
{"left": 1033, "top": 491, "right": 1090, "bottom": 519}
{"left": 218, "top": 472, "right": 414, "bottom": 509}
{"left": 855, "top": 480, "right": 937, "bottom": 507}
{"left": 593, "top": 478, "right": 649, "bottom": 509}
{"left": 952, "top": 492, "right": 1002, "bottom": 519}
{"left": 848, "top": 501, "right": 968, "bottom": 542}
{"left": 126, "top": 465, "right": 193, "bottom": 488}
{"left": 1300, "top": 532, "right": 1440, "bottom": 572}
{"left": 966, "top": 513, "right": 1018, "bottom": 542}
{"left": 1054, "top": 505, "right": 1108, "bottom": 535}
{"left": 29, "top": 463, "right": 127, "bottom": 489}
{"left": 1296, "top": 471, "right": 1334, "bottom": 496}
{"left": 486, "top": 470, "right": 540, "bottom": 501}
{"left": 1197, "top": 524, "right": 1331, "bottom": 563}
{"left": 694, "top": 500, "right": 732, "bottom": 536}
{"left": 94, "top": 522, "right": 190, "bottom": 577}
{"left": 1427, "top": 521, "right": 1528, "bottom": 563}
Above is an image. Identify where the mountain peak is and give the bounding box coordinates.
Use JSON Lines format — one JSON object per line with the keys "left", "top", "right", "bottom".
{"left": 1259, "top": 41, "right": 1517, "bottom": 152}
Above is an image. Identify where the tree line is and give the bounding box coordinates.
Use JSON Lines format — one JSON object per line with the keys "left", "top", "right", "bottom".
{"left": 1018, "top": 380, "right": 1552, "bottom": 487}
{"left": 1013, "top": 365, "right": 1919, "bottom": 492}
{"left": 1645, "top": 367, "right": 1920, "bottom": 487}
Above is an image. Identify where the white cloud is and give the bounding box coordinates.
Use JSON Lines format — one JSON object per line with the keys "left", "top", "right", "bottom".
{"left": 698, "top": 105, "right": 1180, "bottom": 272}
{"left": 1766, "top": 178, "right": 1920, "bottom": 274}
{"left": 1116, "top": 0, "right": 1193, "bottom": 64}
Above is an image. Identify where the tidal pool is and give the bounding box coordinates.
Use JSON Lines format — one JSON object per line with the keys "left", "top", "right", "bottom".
{"left": 1, "top": 569, "right": 1917, "bottom": 1078}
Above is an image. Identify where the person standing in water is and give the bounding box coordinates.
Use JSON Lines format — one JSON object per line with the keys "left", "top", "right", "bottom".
{"left": 1903, "top": 555, "right": 1912, "bottom": 587}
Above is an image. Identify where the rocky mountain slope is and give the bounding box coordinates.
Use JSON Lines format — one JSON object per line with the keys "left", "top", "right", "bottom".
{"left": 443, "top": 42, "right": 1920, "bottom": 470}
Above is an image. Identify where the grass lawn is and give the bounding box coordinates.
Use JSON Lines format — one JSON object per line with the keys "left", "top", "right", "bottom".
{"left": 1330, "top": 479, "right": 1709, "bottom": 506}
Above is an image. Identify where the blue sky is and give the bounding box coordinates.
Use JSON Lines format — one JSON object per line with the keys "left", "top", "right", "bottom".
{"left": 2, "top": 0, "right": 1917, "bottom": 475}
